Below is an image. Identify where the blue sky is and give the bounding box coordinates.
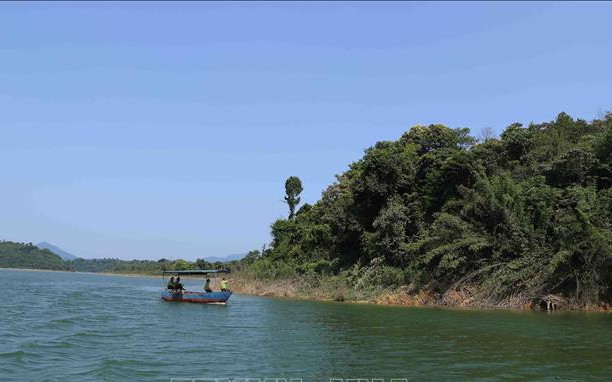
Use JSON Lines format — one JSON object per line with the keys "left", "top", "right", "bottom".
{"left": 1, "top": 2, "right": 611, "bottom": 260}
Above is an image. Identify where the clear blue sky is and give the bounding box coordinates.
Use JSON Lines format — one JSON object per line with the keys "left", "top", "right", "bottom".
{"left": 1, "top": 2, "right": 611, "bottom": 260}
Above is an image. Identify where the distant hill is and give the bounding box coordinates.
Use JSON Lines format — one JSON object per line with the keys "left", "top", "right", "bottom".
{"left": 0, "top": 241, "right": 67, "bottom": 270}
{"left": 0, "top": 240, "right": 247, "bottom": 274}
{"left": 36, "top": 242, "right": 78, "bottom": 260}
{"left": 204, "top": 253, "right": 245, "bottom": 263}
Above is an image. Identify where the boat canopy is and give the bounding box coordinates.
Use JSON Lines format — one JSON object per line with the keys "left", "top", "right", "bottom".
{"left": 161, "top": 269, "right": 230, "bottom": 275}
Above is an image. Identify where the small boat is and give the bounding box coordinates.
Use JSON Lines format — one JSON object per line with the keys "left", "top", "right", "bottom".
{"left": 161, "top": 269, "right": 232, "bottom": 304}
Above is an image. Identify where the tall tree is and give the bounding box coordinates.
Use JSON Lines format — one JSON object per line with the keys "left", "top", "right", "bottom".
{"left": 284, "top": 176, "right": 303, "bottom": 219}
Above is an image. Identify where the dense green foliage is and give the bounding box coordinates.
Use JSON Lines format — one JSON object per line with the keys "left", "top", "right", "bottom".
{"left": 245, "top": 113, "right": 612, "bottom": 304}
{"left": 0, "top": 241, "right": 67, "bottom": 270}
{"left": 284, "top": 176, "right": 303, "bottom": 219}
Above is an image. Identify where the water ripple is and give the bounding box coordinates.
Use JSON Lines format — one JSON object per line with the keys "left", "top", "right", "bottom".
{"left": 2, "top": 269, "right": 612, "bottom": 381}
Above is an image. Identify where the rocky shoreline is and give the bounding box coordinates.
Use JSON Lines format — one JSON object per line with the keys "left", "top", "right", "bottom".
{"left": 228, "top": 274, "right": 612, "bottom": 312}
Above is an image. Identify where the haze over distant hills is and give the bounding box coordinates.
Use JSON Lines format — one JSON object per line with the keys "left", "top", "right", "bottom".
{"left": 203, "top": 254, "right": 245, "bottom": 263}
{"left": 35, "top": 241, "right": 244, "bottom": 263}
{"left": 34, "top": 240, "right": 244, "bottom": 263}
{"left": 36, "top": 242, "right": 79, "bottom": 260}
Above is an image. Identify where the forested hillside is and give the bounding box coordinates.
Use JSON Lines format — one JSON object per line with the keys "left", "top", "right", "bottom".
{"left": 0, "top": 241, "right": 67, "bottom": 270}
{"left": 244, "top": 112, "right": 612, "bottom": 306}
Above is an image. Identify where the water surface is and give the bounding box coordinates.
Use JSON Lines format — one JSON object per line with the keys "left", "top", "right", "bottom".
{"left": 1, "top": 269, "right": 610, "bottom": 381}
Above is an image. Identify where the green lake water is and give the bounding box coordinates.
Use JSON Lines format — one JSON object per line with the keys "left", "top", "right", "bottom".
{"left": 1, "top": 269, "right": 611, "bottom": 381}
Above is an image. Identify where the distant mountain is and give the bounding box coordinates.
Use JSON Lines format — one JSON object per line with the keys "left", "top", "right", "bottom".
{"left": 203, "top": 253, "right": 245, "bottom": 263}
{"left": 36, "top": 242, "right": 79, "bottom": 260}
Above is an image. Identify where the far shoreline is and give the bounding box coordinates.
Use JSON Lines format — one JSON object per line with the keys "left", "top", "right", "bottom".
{"left": 0, "top": 267, "right": 158, "bottom": 279}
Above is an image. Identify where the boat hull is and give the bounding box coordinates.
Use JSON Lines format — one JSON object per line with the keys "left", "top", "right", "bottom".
{"left": 161, "top": 290, "right": 232, "bottom": 304}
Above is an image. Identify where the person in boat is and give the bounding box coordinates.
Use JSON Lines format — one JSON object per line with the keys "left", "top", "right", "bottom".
{"left": 174, "top": 276, "right": 185, "bottom": 292}
{"left": 220, "top": 277, "right": 229, "bottom": 292}
{"left": 167, "top": 276, "right": 176, "bottom": 291}
{"left": 203, "top": 277, "right": 213, "bottom": 293}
